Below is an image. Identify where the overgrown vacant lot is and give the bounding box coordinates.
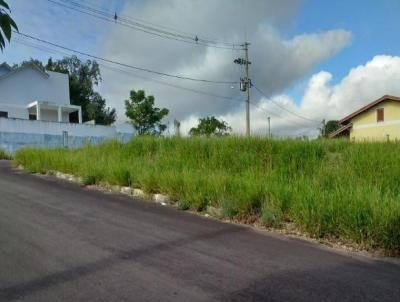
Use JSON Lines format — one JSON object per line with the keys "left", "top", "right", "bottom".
{"left": 15, "top": 137, "right": 400, "bottom": 254}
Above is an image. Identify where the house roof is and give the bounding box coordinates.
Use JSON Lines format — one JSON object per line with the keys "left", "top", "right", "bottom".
{"left": 0, "top": 62, "right": 49, "bottom": 81}
{"left": 329, "top": 123, "right": 352, "bottom": 138}
{"left": 340, "top": 95, "right": 400, "bottom": 124}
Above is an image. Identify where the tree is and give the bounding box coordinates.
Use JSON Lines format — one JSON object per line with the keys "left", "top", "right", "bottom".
{"left": 189, "top": 116, "right": 232, "bottom": 137}
{"left": 87, "top": 93, "right": 117, "bottom": 126}
{"left": 125, "top": 90, "right": 169, "bottom": 135}
{"left": 45, "top": 56, "right": 116, "bottom": 125}
{"left": 321, "top": 120, "right": 341, "bottom": 137}
{"left": 0, "top": 0, "right": 18, "bottom": 51}
{"left": 16, "top": 58, "right": 46, "bottom": 71}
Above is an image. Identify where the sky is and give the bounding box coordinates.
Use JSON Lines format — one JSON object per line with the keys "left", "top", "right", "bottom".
{"left": 2, "top": 0, "right": 400, "bottom": 136}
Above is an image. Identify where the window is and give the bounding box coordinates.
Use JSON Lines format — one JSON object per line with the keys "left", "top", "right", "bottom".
{"left": 377, "top": 108, "right": 384, "bottom": 122}
{"left": 29, "top": 114, "right": 37, "bottom": 120}
{"left": 0, "top": 111, "right": 8, "bottom": 118}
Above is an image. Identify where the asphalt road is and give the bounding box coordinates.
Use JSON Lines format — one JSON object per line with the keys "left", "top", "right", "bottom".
{"left": 0, "top": 160, "right": 399, "bottom": 302}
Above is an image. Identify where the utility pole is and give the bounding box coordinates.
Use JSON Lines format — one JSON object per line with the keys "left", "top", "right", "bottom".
{"left": 234, "top": 42, "right": 251, "bottom": 136}
{"left": 322, "top": 119, "right": 326, "bottom": 138}
{"left": 244, "top": 42, "right": 250, "bottom": 136}
{"left": 174, "top": 119, "right": 181, "bottom": 137}
{"left": 267, "top": 116, "right": 271, "bottom": 138}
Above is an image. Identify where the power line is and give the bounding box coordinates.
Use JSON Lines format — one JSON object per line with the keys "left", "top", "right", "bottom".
{"left": 63, "top": 0, "right": 242, "bottom": 47}
{"left": 77, "top": 0, "right": 237, "bottom": 47}
{"left": 14, "top": 31, "right": 238, "bottom": 85}
{"left": 14, "top": 37, "right": 317, "bottom": 134}
{"left": 252, "top": 84, "right": 321, "bottom": 124}
{"left": 14, "top": 32, "right": 318, "bottom": 130}
{"left": 13, "top": 35, "right": 244, "bottom": 107}
{"left": 13, "top": 34, "right": 320, "bottom": 130}
{"left": 46, "top": 0, "right": 243, "bottom": 50}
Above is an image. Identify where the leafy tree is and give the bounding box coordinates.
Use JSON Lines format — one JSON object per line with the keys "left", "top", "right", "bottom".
{"left": 87, "top": 93, "right": 117, "bottom": 126}
{"left": 321, "top": 120, "right": 341, "bottom": 137}
{"left": 189, "top": 116, "right": 232, "bottom": 136}
{"left": 125, "top": 90, "right": 169, "bottom": 135}
{"left": 16, "top": 58, "right": 46, "bottom": 71}
{"left": 45, "top": 56, "right": 116, "bottom": 125}
{"left": 0, "top": 0, "right": 18, "bottom": 51}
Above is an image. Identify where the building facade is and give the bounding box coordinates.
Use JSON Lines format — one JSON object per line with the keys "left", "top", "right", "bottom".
{"left": 330, "top": 95, "right": 400, "bottom": 141}
{"left": 0, "top": 62, "right": 82, "bottom": 123}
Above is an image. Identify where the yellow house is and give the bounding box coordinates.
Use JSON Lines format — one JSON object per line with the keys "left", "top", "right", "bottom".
{"left": 330, "top": 95, "right": 400, "bottom": 141}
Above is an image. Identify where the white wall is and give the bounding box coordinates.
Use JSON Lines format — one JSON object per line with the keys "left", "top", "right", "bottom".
{"left": 0, "top": 103, "right": 28, "bottom": 119}
{"left": 39, "top": 109, "right": 70, "bottom": 123}
{"left": 0, "top": 67, "right": 70, "bottom": 110}
{"left": 0, "top": 118, "right": 118, "bottom": 137}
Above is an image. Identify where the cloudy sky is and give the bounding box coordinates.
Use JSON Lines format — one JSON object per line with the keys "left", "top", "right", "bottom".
{"left": 3, "top": 0, "right": 400, "bottom": 136}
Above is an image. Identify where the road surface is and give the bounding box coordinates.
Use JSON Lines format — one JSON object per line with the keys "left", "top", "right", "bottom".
{"left": 0, "top": 160, "right": 399, "bottom": 302}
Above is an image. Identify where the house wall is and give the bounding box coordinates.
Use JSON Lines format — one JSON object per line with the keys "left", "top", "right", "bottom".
{"left": 0, "top": 67, "right": 70, "bottom": 119}
{"left": 39, "top": 109, "right": 70, "bottom": 122}
{"left": 0, "top": 103, "right": 28, "bottom": 119}
{"left": 0, "top": 118, "right": 135, "bottom": 154}
{"left": 350, "top": 101, "right": 400, "bottom": 141}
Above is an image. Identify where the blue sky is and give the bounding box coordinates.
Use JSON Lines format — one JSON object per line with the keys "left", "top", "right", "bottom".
{"left": 2, "top": 0, "right": 400, "bottom": 135}
{"left": 284, "top": 0, "right": 400, "bottom": 100}
{"left": 5, "top": 0, "right": 398, "bottom": 91}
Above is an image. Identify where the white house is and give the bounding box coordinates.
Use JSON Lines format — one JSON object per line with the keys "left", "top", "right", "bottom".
{"left": 0, "top": 62, "right": 82, "bottom": 123}
{"left": 0, "top": 62, "right": 134, "bottom": 153}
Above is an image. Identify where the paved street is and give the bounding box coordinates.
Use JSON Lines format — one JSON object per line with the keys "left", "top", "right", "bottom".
{"left": 0, "top": 160, "right": 399, "bottom": 302}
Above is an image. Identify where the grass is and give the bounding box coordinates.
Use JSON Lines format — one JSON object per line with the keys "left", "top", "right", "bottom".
{"left": 14, "top": 137, "right": 400, "bottom": 255}
{"left": 0, "top": 149, "right": 11, "bottom": 160}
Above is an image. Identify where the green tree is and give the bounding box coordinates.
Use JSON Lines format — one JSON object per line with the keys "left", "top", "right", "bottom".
{"left": 17, "top": 58, "right": 46, "bottom": 71}
{"left": 321, "top": 120, "right": 341, "bottom": 137}
{"left": 0, "top": 0, "right": 18, "bottom": 51}
{"left": 45, "top": 56, "right": 116, "bottom": 125}
{"left": 189, "top": 116, "right": 232, "bottom": 136}
{"left": 87, "top": 93, "right": 117, "bottom": 126}
{"left": 125, "top": 90, "right": 169, "bottom": 135}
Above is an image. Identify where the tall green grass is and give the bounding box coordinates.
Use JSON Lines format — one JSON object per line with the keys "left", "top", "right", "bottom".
{"left": 14, "top": 137, "right": 400, "bottom": 254}
{"left": 0, "top": 149, "right": 11, "bottom": 160}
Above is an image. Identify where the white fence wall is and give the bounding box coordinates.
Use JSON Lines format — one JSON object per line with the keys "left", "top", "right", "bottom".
{"left": 0, "top": 118, "right": 134, "bottom": 153}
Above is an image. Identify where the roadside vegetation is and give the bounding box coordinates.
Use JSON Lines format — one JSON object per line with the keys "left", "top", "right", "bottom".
{"left": 14, "top": 137, "right": 400, "bottom": 255}
{"left": 0, "top": 149, "right": 11, "bottom": 159}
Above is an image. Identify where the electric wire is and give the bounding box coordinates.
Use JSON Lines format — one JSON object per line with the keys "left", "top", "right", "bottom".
{"left": 252, "top": 84, "right": 321, "bottom": 124}
{"left": 46, "top": 0, "right": 244, "bottom": 50}
{"left": 62, "top": 0, "right": 242, "bottom": 47}
{"left": 14, "top": 31, "right": 238, "bottom": 85}
{"left": 13, "top": 33, "right": 319, "bottom": 132}
{"left": 14, "top": 36, "right": 313, "bottom": 127}
{"left": 12, "top": 35, "right": 243, "bottom": 106}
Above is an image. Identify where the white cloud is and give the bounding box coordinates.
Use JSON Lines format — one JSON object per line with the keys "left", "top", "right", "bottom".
{"left": 301, "top": 55, "right": 400, "bottom": 119}
{"left": 98, "top": 0, "right": 351, "bottom": 130}
{"left": 212, "top": 55, "right": 400, "bottom": 137}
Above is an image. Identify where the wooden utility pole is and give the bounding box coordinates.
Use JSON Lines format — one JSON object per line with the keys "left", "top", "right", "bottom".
{"left": 267, "top": 116, "right": 271, "bottom": 138}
